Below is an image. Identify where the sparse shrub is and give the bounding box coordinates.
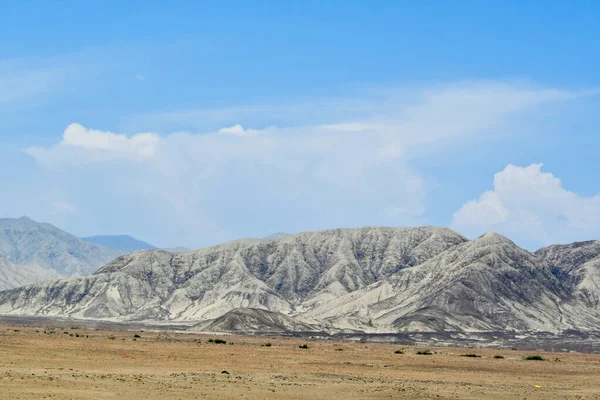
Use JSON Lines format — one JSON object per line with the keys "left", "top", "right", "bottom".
{"left": 299, "top": 344, "right": 309, "bottom": 349}
{"left": 461, "top": 353, "right": 481, "bottom": 358}
{"left": 262, "top": 343, "right": 272, "bottom": 347}
{"left": 335, "top": 348, "right": 344, "bottom": 352}
{"left": 494, "top": 355, "right": 505, "bottom": 359}
{"left": 69, "top": 334, "right": 74, "bottom": 337}
{"left": 207, "top": 339, "right": 214, "bottom": 343}
{"left": 416, "top": 350, "right": 433, "bottom": 355}
{"left": 133, "top": 338, "right": 137, "bottom": 341}
{"left": 524, "top": 355, "right": 545, "bottom": 361}
{"left": 108, "top": 335, "right": 116, "bottom": 340}
{"left": 214, "top": 339, "right": 227, "bottom": 344}
{"left": 134, "top": 334, "right": 141, "bottom": 338}
{"left": 64, "top": 331, "right": 69, "bottom": 335}
{"left": 394, "top": 350, "right": 404, "bottom": 354}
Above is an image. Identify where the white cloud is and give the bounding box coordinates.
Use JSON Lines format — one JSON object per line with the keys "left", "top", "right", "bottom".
{"left": 24, "top": 81, "right": 586, "bottom": 247}
{"left": 25, "top": 123, "right": 160, "bottom": 164}
{"left": 218, "top": 124, "right": 261, "bottom": 136}
{"left": 451, "top": 164, "right": 600, "bottom": 248}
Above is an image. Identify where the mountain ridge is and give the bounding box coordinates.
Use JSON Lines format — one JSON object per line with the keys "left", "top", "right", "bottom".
{"left": 0, "top": 225, "right": 599, "bottom": 335}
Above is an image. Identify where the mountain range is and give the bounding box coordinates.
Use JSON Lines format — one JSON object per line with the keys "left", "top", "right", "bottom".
{"left": 1, "top": 225, "right": 599, "bottom": 334}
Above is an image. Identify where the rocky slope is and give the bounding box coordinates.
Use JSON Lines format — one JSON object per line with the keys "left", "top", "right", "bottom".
{"left": 0, "top": 217, "right": 123, "bottom": 290}
{"left": 537, "top": 241, "right": 600, "bottom": 309}
{"left": 1, "top": 226, "right": 600, "bottom": 334}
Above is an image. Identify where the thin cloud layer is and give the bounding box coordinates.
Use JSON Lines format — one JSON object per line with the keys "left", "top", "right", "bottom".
{"left": 452, "top": 164, "right": 600, "bottom": 249}
{"left": 24, "top": 81, "right": 584, "bottom": 247}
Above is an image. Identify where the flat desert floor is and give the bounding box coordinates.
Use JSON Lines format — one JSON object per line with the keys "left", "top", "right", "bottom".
{"left": 1, "top": 324, "right": 599, "bottom": 399}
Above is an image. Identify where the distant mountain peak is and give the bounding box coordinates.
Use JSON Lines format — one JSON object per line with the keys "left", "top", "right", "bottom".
{"left": 475, "top": 231, "right": 515, "bottom": 246}
{"left": 263, "top": 232, "right": 291, "bottom": 240}
{"left": 0, "top": 217, "right": 123, "bottom": 291}
{"left": 81, "top": 235, "right": 156, "bottom": 253}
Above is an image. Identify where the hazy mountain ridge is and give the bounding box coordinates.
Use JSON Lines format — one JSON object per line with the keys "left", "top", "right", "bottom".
{"left": 81, "top": 235, "right": 156, "bottom": 252}
{"left": 0, "top": 217, "right": 123, "bottom": 290}
{"left": 1, "top": 226, "right": 600, "bottom": 334}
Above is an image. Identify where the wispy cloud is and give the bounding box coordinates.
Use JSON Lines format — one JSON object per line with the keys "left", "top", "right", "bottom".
{"left": 0, "top": 60, "right": 68, "bottom": 106}
{"left": 25, "top": 81, "right": 585, "bottom": 247}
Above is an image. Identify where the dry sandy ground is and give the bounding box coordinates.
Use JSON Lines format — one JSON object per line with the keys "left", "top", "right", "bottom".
{"left": 1, "top": 324, "right": 599, "bottom": 399}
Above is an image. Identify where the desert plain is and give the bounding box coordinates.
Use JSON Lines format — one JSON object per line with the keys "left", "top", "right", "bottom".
{"left": 1, "top": 324, "right": 600, "bottom": 399}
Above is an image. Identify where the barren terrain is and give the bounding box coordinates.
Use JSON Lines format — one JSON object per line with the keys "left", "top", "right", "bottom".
{"left": 1, "top": 324, "right": 600, "bottom": 399}
{"left": 0, "top": 325, "right": 600, "bottom": 399}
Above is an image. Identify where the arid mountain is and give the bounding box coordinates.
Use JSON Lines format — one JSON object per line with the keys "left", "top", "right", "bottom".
{"left": 0, "top": 217, "right": 123, "bottom": 290}
{"left": 0, "top": 227, "right": 465, "bottom": 322}
{"left": 1, "top": 226, "right": 599, "bottom": 334}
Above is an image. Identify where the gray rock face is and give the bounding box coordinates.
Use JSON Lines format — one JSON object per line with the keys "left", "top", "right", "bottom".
{"left": 537, "top": 241, "right": 600, "bottom": 308}
{"left": 1, "top": 226, "right": 600, "bottom": 334}
{"left": 0, "top": 217, "right": 123, "bottom": 290}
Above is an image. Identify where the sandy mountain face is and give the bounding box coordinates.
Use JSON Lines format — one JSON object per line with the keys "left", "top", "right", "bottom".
{"left": 0, "top": 217, "right": 123, "bottom": 290}
{"left": 1, "top": 225, "right": 600, "bottom": 334}
{"left": 81, "top": 235, "right": 156, "bottom": 252}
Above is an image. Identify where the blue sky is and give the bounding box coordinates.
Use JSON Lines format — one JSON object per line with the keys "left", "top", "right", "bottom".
{"left": 1, "top": 1, "right": 599, "bottom": 249}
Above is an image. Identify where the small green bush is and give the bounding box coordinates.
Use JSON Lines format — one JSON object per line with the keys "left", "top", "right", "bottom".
{"left": 416, "top": 350, "right": 433, "bottom": 355}
{"left": 133, "top": 334, "right": 141, "bottom": 338}
{"left": 524, "top": 355, "right": 544, "bottom": 361}
{"left": 262, "top": 343, "right": 272, "bottom": 347}
{"left": 394, "top": 350, "right": 404, "bottom": 354}
{"left": 299, "top": 344, "right": 309, "bottom": 349}
{"left": 494, "top": 355, "right": 505, "bottom": 359}
{"left": 214, "top": 339, "right": 227, "bottom": 344}
{"left": 108, "top": 335, "right": 116, "bottom": 340}
{"left": 461, "top": 353, "right": 481, "bottom": 358}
